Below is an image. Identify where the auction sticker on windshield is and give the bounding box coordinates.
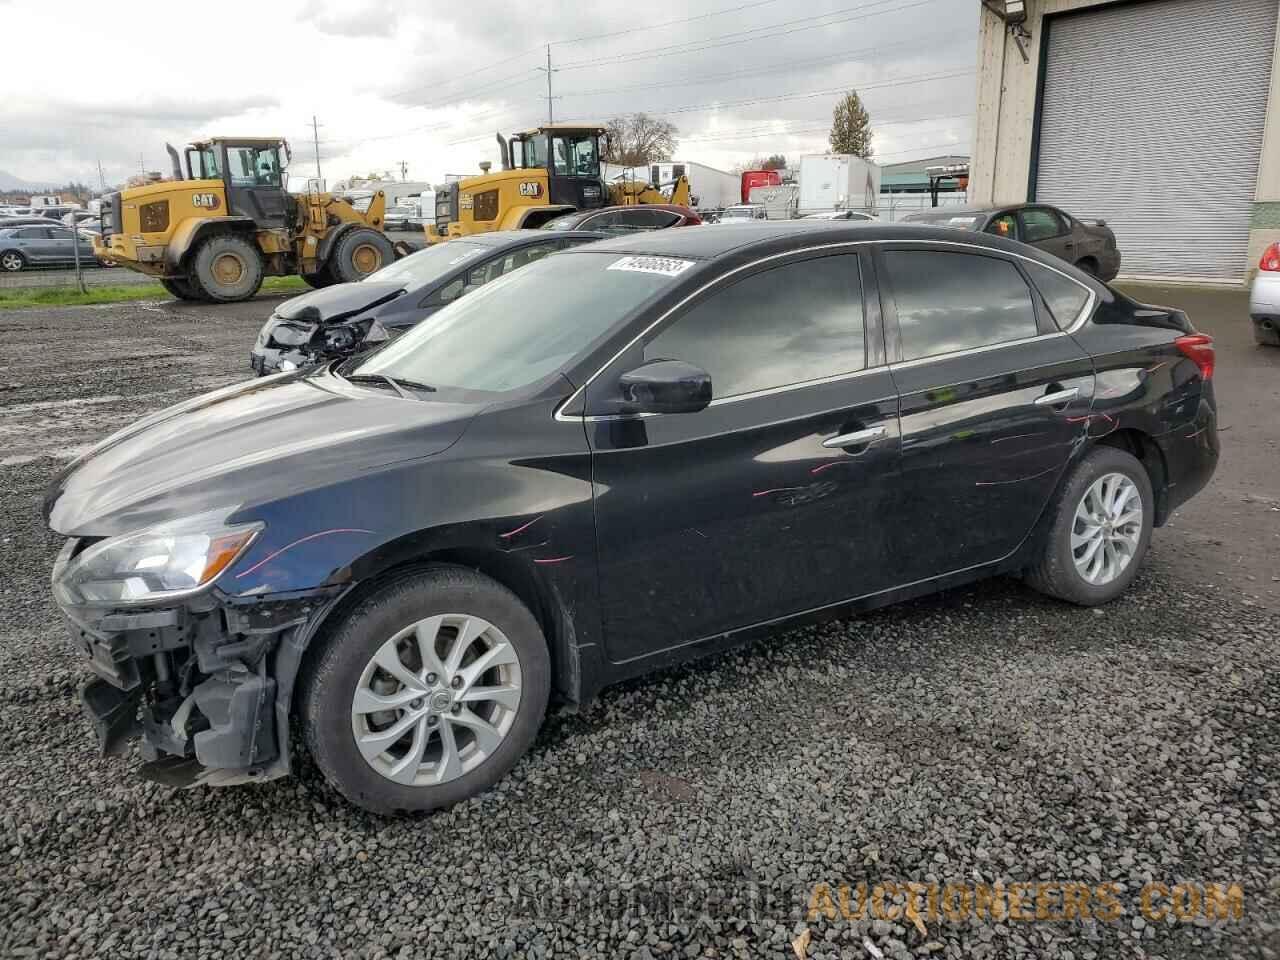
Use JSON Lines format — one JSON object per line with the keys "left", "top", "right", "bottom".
{"left": 607, "top": 256, "right": 697, "bottom": 277}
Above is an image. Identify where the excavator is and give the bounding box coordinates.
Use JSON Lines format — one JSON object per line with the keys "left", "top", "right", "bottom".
{"left": 427, "top": 123, "right": 691, "bottom": 242}
{"left": 93, "top": 137, "right": 396, "bottom": 302}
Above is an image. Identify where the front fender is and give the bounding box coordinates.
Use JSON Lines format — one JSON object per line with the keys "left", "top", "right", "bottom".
{"left": 165, "top": 216, "right": 257, "bottom": 270}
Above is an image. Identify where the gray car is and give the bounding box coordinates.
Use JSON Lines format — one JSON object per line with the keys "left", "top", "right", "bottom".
{"left": 903, "top": 203, "right": 1121, "bottom": 281}
{"left": 0, "top": 224, "right": 101, "bottom": 272}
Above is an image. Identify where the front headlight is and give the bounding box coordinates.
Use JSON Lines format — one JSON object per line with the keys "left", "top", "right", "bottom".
{"left": 53, "top": 511, "right": 262, "bottom": 606}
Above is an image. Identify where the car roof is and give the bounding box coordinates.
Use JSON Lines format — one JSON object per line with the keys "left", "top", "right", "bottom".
{"left": 558, "top": 220, "right": 1050, "bottom": 261}
{"left": 454, "top": 228, "right": 609, "bottom": 248}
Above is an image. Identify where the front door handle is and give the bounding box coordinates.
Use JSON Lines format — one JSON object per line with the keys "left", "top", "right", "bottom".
{"left": 823, "top": 426, "right": 887, "bottom": 448}
{"left": 1035, "top": 387, "right": 1080, "bottom": 407}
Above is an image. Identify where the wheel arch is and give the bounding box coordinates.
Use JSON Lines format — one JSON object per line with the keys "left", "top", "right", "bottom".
{"left": 165, "top": 216, "right": 257, "bottom": 271}
{"left": 510, "top": 206, "right": 575, "bottom": 230}
{"left": 315, "top": 221, "right": 366, "bottom": 265}
{"left": 1091, "top": 427, "right": 1170, "bottom": 526}
{"left": 277, "top": 547, "right": 579, "bottom": 754}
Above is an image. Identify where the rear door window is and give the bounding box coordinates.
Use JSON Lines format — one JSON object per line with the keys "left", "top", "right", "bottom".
{"left": 644, "top": 254, "right": 865, "bottom": 399}
{"left": 882, "top": 250, "right": 1039, "bottom": 361}
{"left": 986, "top": 213, "right": 1018, "bottom": 240}
{"left": 1024, "top": 261, "right": 1091, "bottom": 329}
{"left": 1019, "top": 207, "right": 1067, "bottom": 243}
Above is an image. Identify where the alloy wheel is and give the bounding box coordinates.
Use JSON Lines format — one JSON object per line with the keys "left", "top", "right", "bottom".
{"left": 1, "top": 252, "right": 23, "bottom": 272}
{"left": 350, "top": 614, "right": 522, "bottom": 786}
{"left": 1071, "top": 472, "right": 1142, "bottom": 585}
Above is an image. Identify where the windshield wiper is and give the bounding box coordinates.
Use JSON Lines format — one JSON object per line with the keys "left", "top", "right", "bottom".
{"left": 344, "top": 373, "right": 436, "bottom": 398}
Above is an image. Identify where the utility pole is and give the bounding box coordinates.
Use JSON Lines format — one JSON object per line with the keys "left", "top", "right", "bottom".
{"left": 96, "top": 159, "right": 107, "bottom": 193}
{"left": 536, "top": 45, "right": 560, "bottom": 125}
{"left": 311, "top": 115, "right": 323, "bottom": 180}
{"left": 398, "top": 160, "right": 409, "bottom": 181}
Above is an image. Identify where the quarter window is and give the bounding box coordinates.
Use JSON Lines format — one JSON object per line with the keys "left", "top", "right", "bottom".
{"left": 1019, "top": 208, "right": 1066, "bottom": 242}
{"left": 644, "top": 254, "right": 865, "bottom": 399}
{"left": 883, "top": 251, "right": 1039, "bottom": 361}
{"left": 1025, "top": 261, "right": 1090, "bottom": 329}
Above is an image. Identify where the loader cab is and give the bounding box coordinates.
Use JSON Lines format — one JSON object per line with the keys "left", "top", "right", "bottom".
{"left": 185, "top": 137, "right": 290, "bottom": 230}
{"left": 508, "top": 125, "right": 607, "bottom": 212}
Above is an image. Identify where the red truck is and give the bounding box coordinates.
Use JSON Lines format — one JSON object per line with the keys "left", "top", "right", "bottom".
{"left": 740, "top": 169, "right": 782, "bottom": 204}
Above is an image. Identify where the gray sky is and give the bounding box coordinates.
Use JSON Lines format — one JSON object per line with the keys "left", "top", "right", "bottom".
{"left": 1, "top": 0, "right": 978, "bottom": 187}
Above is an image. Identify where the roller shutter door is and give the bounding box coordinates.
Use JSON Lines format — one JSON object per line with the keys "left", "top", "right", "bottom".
{"left": 1034, "top": 0, "right": 1277, "bottom": 281}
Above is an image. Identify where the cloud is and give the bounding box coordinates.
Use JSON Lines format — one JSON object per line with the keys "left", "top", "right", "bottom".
{"left": 2, "top": 0, "right": 979, "bottom": 186}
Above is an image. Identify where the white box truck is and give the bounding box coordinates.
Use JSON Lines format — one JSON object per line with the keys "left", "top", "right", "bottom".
{"left": 748, "top": 183, "right": 798, "bottom": 220}
{"left": 797, "top": 154, "right": 882, "bottom": 216}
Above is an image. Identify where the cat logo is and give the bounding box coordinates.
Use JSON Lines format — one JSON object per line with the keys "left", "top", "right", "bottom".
{"left": 518, "top": 181, "right": 542, "bottom": 198}
{"left": 192, "top": 193, "right": 220, "bottom": 210}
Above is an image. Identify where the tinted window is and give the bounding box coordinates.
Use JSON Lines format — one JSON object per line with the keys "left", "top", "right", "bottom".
{"left": 1024, "top": 261, "right": 1090, "bottom": 329}
{"left": 376, "top": 241, "right": 485, "bottom": 286}
{"left": 16, "top": 228, "right": 48, "bottom": 239}
{"left": 1020, "top": 208, "right": 1065, "bottom": 242}
{"left": 884, "top": 251, "right": 1038, "bottom": 361}
{"left": 645, "top": 254, "right": 864, "bottom": 399}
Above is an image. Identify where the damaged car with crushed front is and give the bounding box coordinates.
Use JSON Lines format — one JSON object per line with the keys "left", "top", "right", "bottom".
{"left": 251, "top": 229, "right": 605, "bottom": 374}
{"left": 46, "top": 223, "right": 1218, "bottom": 814}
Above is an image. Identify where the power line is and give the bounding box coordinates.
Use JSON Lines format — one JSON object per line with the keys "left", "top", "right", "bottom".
{"left": 560, "top": 33, "right": 951, "bottom": 98}
{"left": 556, "top": 0, "right": 940, "bottom": 70}
{"left": 550, "top": 0, "right": 788, "bottom": 45}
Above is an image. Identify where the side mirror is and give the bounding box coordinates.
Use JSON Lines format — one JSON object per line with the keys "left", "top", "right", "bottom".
{"left": 618, "top": 359, "right": 712, "bottom": 415}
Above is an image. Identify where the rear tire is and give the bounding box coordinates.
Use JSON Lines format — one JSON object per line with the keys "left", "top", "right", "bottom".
{"left": 0, "top": 250, "right": 26, "bottom": 272}
{"left": 299, "top": 565, "right": 551, "bottom": 815}
{"left": 327, "top": 228, "right": 394, "bottom": 284}
{"left": 1025, "top": 446, "right": 1154, "bottom": 606}
{"left": 160, "top": 277, "right": 205, "bottom": 301}
{"left": 190, "top": 234, "right": 264, "bottom": 303}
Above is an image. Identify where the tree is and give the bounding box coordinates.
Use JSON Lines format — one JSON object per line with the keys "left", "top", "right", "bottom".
{"left": 761, "top": 154, "right": 788, "bottom": 170}
{"left": 829, "top": 90, "right": 873, "bottom": 158}
{"left": 603, "top": 113, "right": 679, "bottom": 166}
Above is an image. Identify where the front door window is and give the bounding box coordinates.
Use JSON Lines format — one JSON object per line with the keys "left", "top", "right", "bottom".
{"left": 226, "top": 146, "right": 282, "bottom": 188}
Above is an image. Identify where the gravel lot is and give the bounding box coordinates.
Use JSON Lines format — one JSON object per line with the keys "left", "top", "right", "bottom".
{"left": 1, "top": 286, "right": 1278, "bottom": 960}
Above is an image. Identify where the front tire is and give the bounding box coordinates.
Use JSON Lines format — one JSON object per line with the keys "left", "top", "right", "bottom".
{"left": 327, "top": 228, "right": 394, "bottom": 284}
{"left": 0, "top": 250, "right": 26, "bottom": 272}
{"left": 1025, "top": 446, "right": 1154, "bottom": 606}
{"left": 301, "top": 265, "right": 336, "bottom": 289}
{"left": 190, "top": 234, "right": 264, "bottom": 302}
{"left": 300, "top": 566, "right": 551, "bottom": 815}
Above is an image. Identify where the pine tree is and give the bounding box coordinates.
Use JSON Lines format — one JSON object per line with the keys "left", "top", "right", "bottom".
{"left": 829, "top": 90, "right": 874, "bottom": 158}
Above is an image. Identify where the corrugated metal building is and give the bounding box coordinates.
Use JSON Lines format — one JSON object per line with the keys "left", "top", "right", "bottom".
{"left": 970, "top": 0, "right": 1280, "bottom": 282}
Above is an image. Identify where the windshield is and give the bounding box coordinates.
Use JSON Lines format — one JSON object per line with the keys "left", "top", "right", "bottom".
{"left": 903, "top": 211, "right": 983, "bottom": 229}
{"left": 348, "top": 252, "right": 692, "bottom": 394}
{"left": 365, "top": 240, "right": 485, "bottom": 285}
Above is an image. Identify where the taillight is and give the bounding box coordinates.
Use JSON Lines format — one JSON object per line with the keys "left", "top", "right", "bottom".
{"left": 1175, "top": 334, "right": 1215, "bottom": 381}
{"left": 1261, "top": 242, "right": 1280, "bottom": 272}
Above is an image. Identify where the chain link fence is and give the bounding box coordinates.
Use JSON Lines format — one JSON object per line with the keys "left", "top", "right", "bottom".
{"left": 0, "top": 266, "right": 155, "bottom": 290}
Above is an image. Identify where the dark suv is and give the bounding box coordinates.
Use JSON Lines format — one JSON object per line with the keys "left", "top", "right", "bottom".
{"left": 47, "top": 222, "right": 1216, "bottom": 814}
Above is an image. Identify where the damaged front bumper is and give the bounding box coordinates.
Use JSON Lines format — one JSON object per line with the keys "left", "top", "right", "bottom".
{"left": 250, "top": 315, "right": 390, "bottom": 376}
{"left": 61, "top": 586, "right": 338, "bottom": 788}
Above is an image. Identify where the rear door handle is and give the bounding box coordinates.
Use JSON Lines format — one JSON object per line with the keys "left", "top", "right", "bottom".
{"left": 1035, "top": 387, "right": 1079, "bottom": 407}
{"left": 823, "top": 426, "right": 887, "bottom": 448}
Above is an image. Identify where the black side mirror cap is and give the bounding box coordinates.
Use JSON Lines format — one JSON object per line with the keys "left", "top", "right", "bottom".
{"left": 617, "top": 359, "right": 712, "bottom": 415}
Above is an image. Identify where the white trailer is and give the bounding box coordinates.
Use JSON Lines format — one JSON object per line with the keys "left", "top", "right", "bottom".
{"left": 797, "top": 154, "right": 882, "bottom": 216}
{"left": 648, "top": 161, "right": 738, "bottom": 212}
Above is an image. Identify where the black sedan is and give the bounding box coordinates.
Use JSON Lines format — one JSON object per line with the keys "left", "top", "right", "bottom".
{"left": 46, "top": 223, "right": 1218, "bottom": 814}
{"left": 250, "top": 229, "right": 605, "bottom": 374}
{"left": 903, "top": 203, "right": 1121, "bottom": 281}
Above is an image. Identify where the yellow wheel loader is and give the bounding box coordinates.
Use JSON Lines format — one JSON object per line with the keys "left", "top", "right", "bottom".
{"left": 427, "top": 124, "right": 691, "bottom": 243}
{"left": 93, "top": 137, "right": 396, "bottom": 303}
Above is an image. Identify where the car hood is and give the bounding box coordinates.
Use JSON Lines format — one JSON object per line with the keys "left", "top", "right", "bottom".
{"left": 44, "top": 370, "right": 478, "bottom": 537}
{"left": 274, "top": 281, "right": 407, "bottom": 324}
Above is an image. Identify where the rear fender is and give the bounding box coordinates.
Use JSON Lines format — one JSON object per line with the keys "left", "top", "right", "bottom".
{"left": 165, "top": 217, "right": 257, "bottom": 271}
